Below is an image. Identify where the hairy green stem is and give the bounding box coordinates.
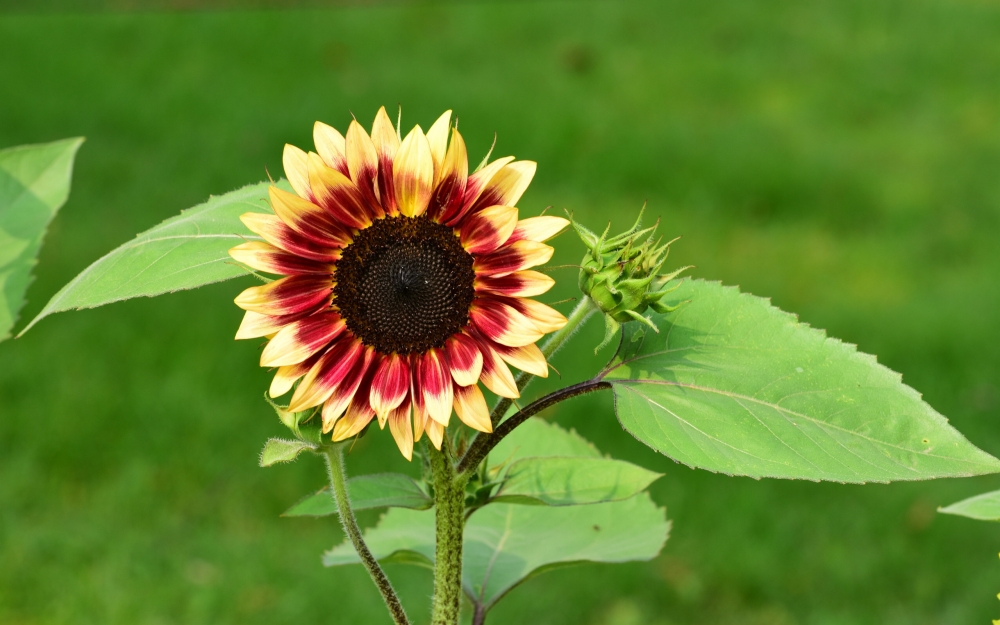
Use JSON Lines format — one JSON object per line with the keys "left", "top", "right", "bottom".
{"left": 429, "top": 443, "right": 465, "bottom": 625}
{"left": 487, "top": 297, "right": 596, "bottom": 427}
{"left": 322, "top": 446, "right": 410, "bottom": 625}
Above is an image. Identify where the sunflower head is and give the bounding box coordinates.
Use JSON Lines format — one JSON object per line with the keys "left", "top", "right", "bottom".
{"left": 573, "top": 207, "right": 689, "bottom": 352}
{"left": 229, "top": 107, "right": 570, "bottom": 459}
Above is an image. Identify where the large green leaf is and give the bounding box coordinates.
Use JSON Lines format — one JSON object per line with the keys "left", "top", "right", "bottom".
{"left": 20, "top": 180, "right": 285, "bottom": 334}
{"left": 0, "top": 138, "right": 83, "bottom": 341}
{"left": 282, "top": 473, "right": 432, "bottom": 517}
{"left": 606, "top": 279, "right": 1000, "bottom": 483}
{"left": 939, "top": 489, "right": 1000, "bottom": 522}
{"left": 323, "top": 494, "right": 669, "bottom": 610}
{"left": 492, "top": 456, "right": 662, "bottom": 506}
{"left": 488, "top": 418, "right": 602, "bottom": 466}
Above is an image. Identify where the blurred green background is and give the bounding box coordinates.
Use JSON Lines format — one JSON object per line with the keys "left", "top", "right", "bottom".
{"left": 3, "top": 1, "right": 1000, "bottom": 623}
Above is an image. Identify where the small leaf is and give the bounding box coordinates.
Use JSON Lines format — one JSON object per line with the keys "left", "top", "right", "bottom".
{"left": 259, "top": 437, "right": 315, "bottom": 467}
{"left": 322, "top": 494, "right": 669, "bottom": 610}
{"left": 0, "top": 138, "right": 83, "bottom": 341}
{"left": 492, "top": 456, "right": 662, "bottom": 506}
{"left": 606, "top": 280, "right": 1000, "bottom": 483}
{"left": 283, "top": 473, "right": 432, "bottom": 517}
{"left": 939, "top": 490, "right": 1000, "bottom": 522}
{"left": 20, "top": 180, "right": 288, "bottom": 335}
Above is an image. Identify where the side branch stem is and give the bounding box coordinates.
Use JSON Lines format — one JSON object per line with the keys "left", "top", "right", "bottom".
{"left": 456, "top": 378, "right": 611, "bottom": 476}
{"left": 322, "top": 445, "right": 410, "bottom": 625}
{"left": 488, "top": 297, "right": 596, "bottom": 427}
{"left": 429, "top": 443, "right": 465, "bottom": 625}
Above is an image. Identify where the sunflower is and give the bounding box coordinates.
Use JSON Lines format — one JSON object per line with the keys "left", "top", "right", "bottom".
{"left": 229, "top": 108, "right": 569, "bottom": 459}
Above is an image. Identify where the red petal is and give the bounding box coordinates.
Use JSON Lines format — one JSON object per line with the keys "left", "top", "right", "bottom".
{"left": 370, "top": 353, "right": 411, "bottom": 425}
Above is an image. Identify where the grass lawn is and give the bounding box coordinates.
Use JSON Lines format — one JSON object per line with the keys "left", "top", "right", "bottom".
{"left": 2, "top": 1, "right": 1000, "bottom": 623}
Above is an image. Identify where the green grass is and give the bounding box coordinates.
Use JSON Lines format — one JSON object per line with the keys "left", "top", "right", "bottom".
{"left": 2, "top": 1, "right": 1000, "bottom": 623}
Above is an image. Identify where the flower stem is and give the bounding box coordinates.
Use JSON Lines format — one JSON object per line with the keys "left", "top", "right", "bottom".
{"left": 429, "top": 442, "right": 466, "bottom": 625}
{"left": 322, "top": 445, "right": 410, "bottom": 625}
{"left": 488, "top": 297, "right": 596, "bottom": 427}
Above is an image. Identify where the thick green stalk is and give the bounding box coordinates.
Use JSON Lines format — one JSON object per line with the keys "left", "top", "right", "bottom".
{"left": 429, "top": 443, "right": 465, "bottom": 625}
{"left": 488, "top": 297, "right": 596, "bottom": 427}
{"left": 323, "top": 445, "right": 410, "bottom": 625}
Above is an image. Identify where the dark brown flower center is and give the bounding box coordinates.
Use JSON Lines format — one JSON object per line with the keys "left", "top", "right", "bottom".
{"left": 333, "top": 216, "right": 475, "bottom": 355}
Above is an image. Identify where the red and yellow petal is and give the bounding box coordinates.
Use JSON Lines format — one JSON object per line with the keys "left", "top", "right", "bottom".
{"left": 235, "top": 310, "right": 286, "bottom": 340}
{"left": 444, "top": 333, "right": 482, "bottom": 387}
{"left": 370, "top": 353, "right": 410, "bottom": 426}
{"left": 288, "top": 338, "right": 364, "bottom": 413}
{"left": 269, "top": 352, "right": 321, "bottom": 397}
{"left": 313, "top": 121, "right": 350, "bottom": 176}
{"left": 475, "top": 270, "right": 554, "bottom": 298}
{"left": 429, "top": 127, "right": 468, "bottom": 223}
{"left": 240, "top": 212, "right": 339, "bottom": 263}
{"left": 394, "top": 125, "right": 434, "bottom": 218}
{"left": 508, "top": 215, "right": 571, "bottom": 244}
{"left": 508, "top": 297, "right": 569, "bottom": 334}
{"left": 260, "top": 312, "right": 345, "bottom": 367}
{"left": 470, "top": 300, "right": 544, "bottom": 347}
{"left": 234, "top": 275, "right": 332, "bottom": 317}
{"left": 444, "top": 156, "right": 514, "bottom": 227}
{"left": 331, "top": 395, "right": 377, "bottom": 442}
{"left": 459, "top": 205, "right": 519, "bottom": 255}
{"left": 473, "top": 240, "right": 554, "bottom": 277}
{"left": 493, "top": 341, "right": 549, "bottom": 378}
{"left": 307, "top": 153, "right": 374, "bottom": 229}
{"left": 269, "top": 185, "right": 352, "bottom": 248}
{"left": 418, "top": 348, "right": 454, "bottom": 426}
{"left": 467, "top": 160, "right": 536, "bottom": 214}
{"left": 345, "top": 119, "right": 382, "bottom": 214}
{"left": 229, "top": 241, "right": 334, "bottom": 276}
{"left": 471, "top": 333, "right": 519, "bottom": 398}
{"left": 283, "top": 144, "right": 312, "bottom": 199}
{"left": 453, "top": 383, "right": 492, "bottom": 433}
{"left": 321, "top": 346, "right": 377, "bottom": 431}
{"left": 426, "top": 110, "right": 452, "bottom": 185}
{"left": 371, "top": 106, "right": 400, "bottom": 215}
{"left": 387, "top": 401, "right": 414, "bottom": 460}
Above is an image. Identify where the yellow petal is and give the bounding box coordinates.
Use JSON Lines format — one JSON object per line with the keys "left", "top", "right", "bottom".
{"left": 313, "top": 121, "right": 348, "bottom": 173}
{"left": 388, "top": 404, "right": 414, "bottom": 461}
{"left": 517, "top": 298, "right": 569, "bottom": 334}
{"left": 282, "top": 144, "right": 311, "bottom": 198}
{"left": 393, "top": 125, "right": 434, "bottom": 217}
{"left": 496, "top": 343, "right": 549, "bottom": 378}
{"left": 453, "top": 384, "right": 492, "bottom": 433}
{"left": 425, "top": 419, "right": 444, "bottom": 450}
{"left": 511, "top": 215, "right": 570, "bottom": 243}
{"left": 426, "top": 110, "right": 452, "bottom": 184}
{"left": 235, "top": 310, "right": 283, "bottom": 340}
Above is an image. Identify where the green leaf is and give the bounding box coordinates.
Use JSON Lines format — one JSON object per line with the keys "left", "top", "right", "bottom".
{"left": 488, "top": 418, "right": 602, "bottom": 466}
{"left": 20, "top": 180, "right": 286, "bottom": 335}
{"left": 282, "top": 473, "right": 432, "bottom": 517}
{"left": 0, "top": 138, "right": 83, "bottom": 341}
{"left": 492, "top": 456, "right": 662, "bottom": 506}
{"left": 322, "top": 494, "right": 669, "bottom": 610}
{"left": 939, "top": 489, "right": 1000, "bottom": 522}
{"left": 259, "top": 437, "right": 315, "bottom": 467}
{"left": 606, "top": 279, "right": 1000, "bottom": 483}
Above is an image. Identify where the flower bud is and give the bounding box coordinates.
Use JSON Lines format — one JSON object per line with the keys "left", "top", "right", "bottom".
{"left": 573, "top": 207, "right": 690, "bottom": 351}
